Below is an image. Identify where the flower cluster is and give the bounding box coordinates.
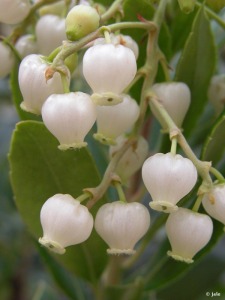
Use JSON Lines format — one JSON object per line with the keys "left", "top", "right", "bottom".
{"left": 1, "top": 0, "right": 224, "bottom": 267}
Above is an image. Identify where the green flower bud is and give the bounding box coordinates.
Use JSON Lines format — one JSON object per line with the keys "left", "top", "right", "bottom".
{"left": 206, "top": 0, "right": 225, "bottom": 12}
{"left": 177, "top": 0, "right": 196, "bottom": 13}
{"left": 66, "top": 5, "right": 100, "bottom": 41}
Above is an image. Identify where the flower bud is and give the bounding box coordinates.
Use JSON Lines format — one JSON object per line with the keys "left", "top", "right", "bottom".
{"left": 39, "top": 194, "right": 93, "bottom": 254}
{"left": 142, "top": 153, "right": 198, "bottom": 212}
{"left": 15, "top": 34, "right": 38, "bottom": 58}
{"left": 19, "top": 54, "right": 68, "bottom": 115}
{"left": 95, "top": 201, "right": 150, "bottom": 255}
{"left": 66, "top": 5, "right": 100, "bottom": 41}
{"left": 166, "top": 208, "right": 213, "bottom": 263}
{"left": 0, "top": 0, "right": 31, "bottom": 24}
{"left": 177, "top": 0, "right": 196, "bottom": 13}
{"left": 83, "top": 44, "right": 137, "bottom": 106}
{"left": 94, "top": 94, "right": 140, "bottom": 145}
{"left": 150, "top": 82, "right": 191, "bottom": 128}
{"left": 109, "top": 136, "right": 149, "bottom": 183}
{"left": 35, "top": 15, "right": 66, "bottom": 55}
{"left": 202, "top": 185, "right": 225, "bottom": 230}
{"left": 0, "top": 42, "right": 15, "bottom": 78}
{"left": 206, "top": 0, "right": 225, "bottom": 12}
{"left": 41, "top": 92, "right": 97, "bottom": 150}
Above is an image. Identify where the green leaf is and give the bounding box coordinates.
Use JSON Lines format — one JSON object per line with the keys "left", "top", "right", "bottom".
{"left": 8, "top": 121, "right": 108, "bottom": 282}
{"left": 175, "top": 6, "right": 216, "bottom": 136}
{"left": 10, "top": 63, "right": 41, "bottom": 121}
{"left": 104, "top": 278, "right": 145, "bottom": 300}
{"left": 157, "top": 253, "right": 225, "bottom": 300}
{"left": 170, "top": 8, "right": 197, "bottom": 53}
{"left": 201, "top": 109, "right": 225, "bottom": 166}
{"left": 36, "top": 242, "right": 87, "bottom": 300}
{"left": 123, "top": 0, "right": 154, "bottom": 67}
{"left": 123, "top": 0, "right": 172, "bottom": 64}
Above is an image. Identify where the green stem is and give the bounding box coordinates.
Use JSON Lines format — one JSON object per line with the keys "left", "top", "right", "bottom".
{"left": 209, "top": 167, "right": 225, "bottom": 183}
{"left": 61, "top": 73, "right": 70, "bottom": 93}
{"left": 51, "top": 22, "right": 155, "bottom": 70}
{"left": 100, "top": 0, "right": 124, "bottom": 23}
{"left": 114, "top": 181, "right": 127, "bottom": 203}
{"left": 29, "top": 0, "right": 62, "bottom": 14}
{"left": 85, "top": 138, "right": 136, "bottom": 209}
{"left": 159, "top": 50, "right": 171, "bottom": 82}
{"left": 47, "top": 47, "right": 61, "bottom": 62}
{"left": 192, "top": 194, "right": 203, "bottom": 212}
{"left": 170, "top": 137, "right": 177, "bottom": 155}
{"left": 104, "top": 29, "right": 111, "bottom": 43}
{"left": 132, "top": 0, "right": 167, "bottom": 136}
{"left": 144, "top": 255, "right": 168, "bottom": 283}
{"left": 132, "top": 30, "right": 159, "bottom": 136}
{"left": 153, "top": 0, "right": 168, "bottom": 28}
{"left": 76, "top": 192, "right": 91, "bottom": 203}
{"left": 1, "top": 38, "right": 21, "bottom": 62}
{"left": 196, "top": 2, "right": 225, "bottom": 30}
{"left": 149, "top": 95, "right": 213, "bottom": 187}
{"left": 123, "top": 66, "right": 147, "bottom": 94}
{"left": 96, "top": 256, "right": 124, "bottom": 299}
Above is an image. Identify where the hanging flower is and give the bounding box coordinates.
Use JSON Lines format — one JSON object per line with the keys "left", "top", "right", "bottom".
{"left": 39, "top": 194, "right": 94, "bottom": 254}
{"left": 35, "top": 14, "right": 66, "bottom": 55}
{"left": 166, "top": 208, "right": 213, "bottom": 263}
{"left": 0, "top": 0, "right": 31, "bottom": 25}
{"left": 202, "top": 184, "right": 225, "bottom": 231}
{"left": 42, "top": 92, "right": 97, "bottom": 150}
{"left": 94, "top": 94, "right": 140, "bottom": 145}
{"left": 150, "top": 82, "right": 191, "bottom": 128}
{"left": 83, "top": 44, "right": 137, "bottom": 106}
{"left": 95, "top": 201, "right": 150, "bottom": 255}
{"left": 19, "top": 54, "right": 69, "bottom": 115}
{"left": 0, "top": 42, "right": 15, "bottom": 78}
{"left": 142, "top": 153, "right": 198, "bottom": 212}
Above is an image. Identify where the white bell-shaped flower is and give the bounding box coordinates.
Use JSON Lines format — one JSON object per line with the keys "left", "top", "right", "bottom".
{"left": 142, "top": 153, "right": 198, "bottom": 212}
{"left": 42, "top": 92, "right": 97, "bottom": 150}
{"left": 15, "top": 34, "right": 38, "bottom": 58}
{"left": 95, "top": 201, "right": 150, "bottom": 255}
{"left": 109, "top": 136, "right": 149, "bottom": 183}
{"left": 19, "top": 54, "right": 68, "bottom": 115}
{"left": 0, "top": 42, "right": 15, "bottom": 78}
{"left": 35, "top": 14, "right": 66, "bottom": 55}
{"left": 94, "top": 94, "right": 140, "bottom": 145}
{"left": 150, "top": 82, "right": 191, "bottom": 128}
{"left": 166, "top": 208, "right": 213, "bottom": 263}
{"left": 83, "top": 44, "right": 137, "bottom": 106}
{"left": 202, "top": 184, "right": 225, "bottom": 231}
{"left": 94, "top": 33, "right": 139, "bottom": 60}
{"left": 0, "top": 0, "right": 31, "bottom": 24}
{"left": 39, "top": 194, "right": 93, "bottom": 254}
